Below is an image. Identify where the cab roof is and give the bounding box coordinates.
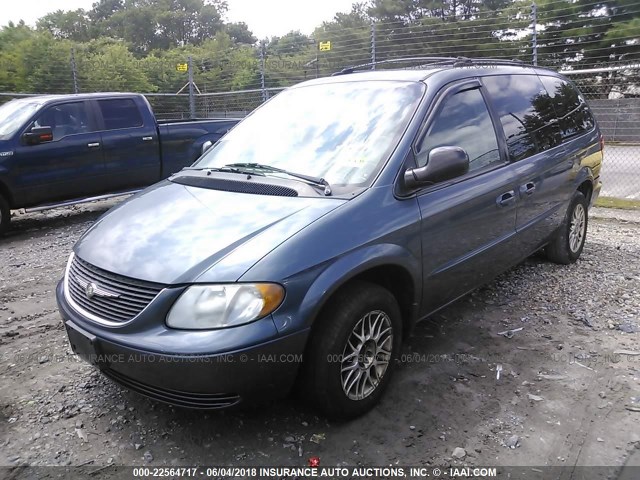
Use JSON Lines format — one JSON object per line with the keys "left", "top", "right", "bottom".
{"left": 10, "top": 92, "right": 142, "bottom": 105}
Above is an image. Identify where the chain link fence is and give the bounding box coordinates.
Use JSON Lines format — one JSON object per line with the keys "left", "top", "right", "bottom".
{"left": 0, "top": 0, "right": 638, "bottom": 200}
{"left": 1, "top": 67, "right": 638, "bottom": 201}
{"left": 564, "top": 67, "right": 640, "bottom": 200}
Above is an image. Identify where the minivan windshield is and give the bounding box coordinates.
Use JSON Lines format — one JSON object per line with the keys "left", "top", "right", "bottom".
{"left": 195, "top": 81, "right": 425, "bottom": 191}
{"left": 0, "top": 99, "right": 43, "bottom": 139}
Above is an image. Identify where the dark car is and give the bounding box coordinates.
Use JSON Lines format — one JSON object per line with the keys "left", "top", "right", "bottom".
{"left": 56, "top": 59, "right": 603, "bottom": 419}
{"left": 0, "top": 93, "right": 238, "bottom": 233}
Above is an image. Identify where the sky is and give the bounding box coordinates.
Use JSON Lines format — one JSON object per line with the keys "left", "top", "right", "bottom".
{"left": 0, "top": 0, "right": 356, "bottom": 38}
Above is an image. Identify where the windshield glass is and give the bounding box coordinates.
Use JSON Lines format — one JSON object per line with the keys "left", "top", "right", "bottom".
{"left": 195, "top": 81, "right": 425, "bottom": 190}
{"left": 0, "top": 99, "right": 43, "bottom": 139}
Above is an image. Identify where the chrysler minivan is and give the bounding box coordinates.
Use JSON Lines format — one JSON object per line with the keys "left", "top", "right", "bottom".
{"left": 56, "top": 58, "right": 603, "bottom": 419}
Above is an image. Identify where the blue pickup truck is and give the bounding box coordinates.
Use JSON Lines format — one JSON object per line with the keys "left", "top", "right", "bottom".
{"left": 0, "top": 93, "right": 239, "bottom": 233}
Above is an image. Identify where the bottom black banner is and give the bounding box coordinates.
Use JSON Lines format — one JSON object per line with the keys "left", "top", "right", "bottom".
{"left": 1, "top": 465, "right": 633, "bottom": 480}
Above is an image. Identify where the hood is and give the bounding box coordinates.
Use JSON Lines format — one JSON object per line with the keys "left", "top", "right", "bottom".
{"left": 74, "top": 181, "right": 345, "bottom": 284}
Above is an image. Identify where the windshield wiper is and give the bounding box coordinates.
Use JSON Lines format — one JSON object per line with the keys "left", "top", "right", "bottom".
{"left": 224, "top": 163, "right": 332, "bottom": 196}
{"left": 183, "top": 166, "right": 265, "bottom": 176}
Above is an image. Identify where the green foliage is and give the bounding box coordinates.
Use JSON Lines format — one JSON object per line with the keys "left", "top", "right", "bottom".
{"left": 536, "top": 0, "right": 640, "bottom": 68}
{"left": 37, "top": 9, "right": 92, "bottom": 42}
{"left": 0, "top": 0, "right": 638, "bottom": 96}
{"left": 80, "top": 43, "right": 157, "bottom": 92}
{"left": 225, "top": 22, "right": 257, "bottom": 45}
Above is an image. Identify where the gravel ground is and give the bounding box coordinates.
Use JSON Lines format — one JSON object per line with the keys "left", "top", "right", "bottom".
{"left": 0, "top": 201, "right": 639, "bottom": 477}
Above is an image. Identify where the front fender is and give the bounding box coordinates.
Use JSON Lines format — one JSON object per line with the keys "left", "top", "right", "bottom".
{"left": 272, "top": 243, "right": 422, "bottom": 335}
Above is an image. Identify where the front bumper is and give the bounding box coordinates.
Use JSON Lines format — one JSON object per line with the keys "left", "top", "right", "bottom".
{"left": 56, "top": 281, "right": 309, "bottom": 409}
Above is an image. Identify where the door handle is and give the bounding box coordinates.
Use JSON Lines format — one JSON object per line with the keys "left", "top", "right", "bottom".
{"left": 497, "top": 190, "right": 516, "bottom": 207}
{"left": 142, "top": 136, "right": 153, "bottom": 141}
{"left": 520, "top": 182, "right": 536, "bottom": 195}
{"left": 87, "top": 142, "right": 100, "bottom": 148}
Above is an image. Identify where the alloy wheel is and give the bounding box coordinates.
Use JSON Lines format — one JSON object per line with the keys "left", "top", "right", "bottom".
{"left": 340, "top": 310, "right": 393, "bottom": 401}
{"left": 569, "top": 203, "right": 586, "bottom": 253}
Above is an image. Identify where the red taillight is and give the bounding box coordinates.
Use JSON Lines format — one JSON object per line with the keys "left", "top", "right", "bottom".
{"left": 599, "top": 134, "right": 605, "bottom": 152}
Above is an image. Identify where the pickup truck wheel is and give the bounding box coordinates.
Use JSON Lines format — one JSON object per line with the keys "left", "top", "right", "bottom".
{"left": 0, "top": 194, "right": 10, "bottom": 235}
{"left": 300, "top": 281, "right": 402, "bottom": 420}
{"left": 545, "top": 191, "right": 588, "bottom": 264}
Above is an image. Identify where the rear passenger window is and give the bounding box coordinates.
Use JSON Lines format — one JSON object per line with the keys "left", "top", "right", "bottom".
{"left": 417, "top": 87, "right": 501, "bottom": 172}
{"left": 483, "top": 75, "right": 561, "bottom": 161}
{"left": 539, "top": 76, "right": 595, "bottom": 140}
{"left": 98, "top": 99, "right": 143, "bottom": 130}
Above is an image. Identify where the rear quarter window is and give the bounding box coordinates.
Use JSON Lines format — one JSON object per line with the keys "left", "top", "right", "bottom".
{"left": 98, "top": 99, "right": 144, "bottom": 130}
{"left": 539, "top": 76, "right": 595, "bottom": 141}
{"left": 483, "top": 74, "right": 561, "bottom": 161}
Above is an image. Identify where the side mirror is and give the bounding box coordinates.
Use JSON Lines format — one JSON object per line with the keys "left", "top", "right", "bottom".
{"left": 404, "top": 146, "right": 469, "bottom": 188}
{"left": 23, "top": 127, "right": 54, "bottom": 145}
{"left": 201, "top": 140, "right": 216, "bottom": 155}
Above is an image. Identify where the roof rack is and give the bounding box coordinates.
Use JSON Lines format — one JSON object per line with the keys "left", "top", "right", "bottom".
{"left": 332, "top": 56, "right": 527, "bottom": 76}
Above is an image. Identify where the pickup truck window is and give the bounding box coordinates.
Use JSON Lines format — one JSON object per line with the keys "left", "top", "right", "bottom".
{"left": 195, "top": 81, "right": 425, "bottom": 190}
{"left": 98, "top": 99, "right": 143, "bottom": 130}
{"left": 33, "top": 102, "right": 92, "bottom": 141}
{"left": 0, "top": 100, "right": 43, "bottom": 139}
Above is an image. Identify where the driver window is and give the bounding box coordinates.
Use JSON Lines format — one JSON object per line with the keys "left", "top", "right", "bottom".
{"left": 417, "top": 88, "right": 501, "bottom": 172}
{"left": 33, "top": 102, "right": 91, "bottom": 141}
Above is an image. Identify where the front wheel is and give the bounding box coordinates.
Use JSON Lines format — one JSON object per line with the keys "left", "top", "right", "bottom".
{"left": 299, "top": 281, "right": 402, "bottom": 420}
{"left": 545, "top": 191, "right": 588, "bottom": 264}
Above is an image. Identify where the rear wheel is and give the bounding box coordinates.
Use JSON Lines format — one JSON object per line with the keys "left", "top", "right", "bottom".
{"left": 0, "top": 194, "right": 10, "bottom": 235}
{"left": 299, "top": 281, "right": 402, "bottom": 420}
{"left": 545, "top": 191, "right": 588, "bottom": 264}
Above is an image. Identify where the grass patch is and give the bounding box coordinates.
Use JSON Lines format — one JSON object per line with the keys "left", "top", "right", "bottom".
{"left": 595, "top": 196, "right": 640, "bottom": 210}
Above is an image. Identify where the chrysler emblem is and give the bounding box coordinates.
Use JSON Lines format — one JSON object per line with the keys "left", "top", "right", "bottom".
{"left": 85, "top": 282, "right": 97, "bottom": 299}
{"left": 74, "top": 275, "right": 120, "bottom": 300}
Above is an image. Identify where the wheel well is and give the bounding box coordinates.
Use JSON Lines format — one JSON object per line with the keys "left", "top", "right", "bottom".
{"left": 0, "top": 180, "right": 13, "bottom": 208}
{"left": 577, "top": 180, "right": 593, "bottom": 204}
{"left": 318, "top": 265, "right": 416, "bottom": 337}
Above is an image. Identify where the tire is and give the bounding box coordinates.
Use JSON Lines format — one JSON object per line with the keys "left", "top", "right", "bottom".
{"left": 545, "top": 191, "right": 588, "bottom": 264}
{"left": 299, "top": 281, "right": 403, "bottom": 420}
{"left": 0, "top": 194, "right": 10, "bottom": 235}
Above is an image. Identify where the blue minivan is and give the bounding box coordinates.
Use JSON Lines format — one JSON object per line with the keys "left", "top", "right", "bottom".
{"left": 56, "top": 59, "right": 603, "bottom": 419}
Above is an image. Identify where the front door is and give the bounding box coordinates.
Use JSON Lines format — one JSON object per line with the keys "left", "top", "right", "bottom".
{"left": 14, "top": 100, "right": 104, "bottom": 206}
{"left": 415, "top": 81, "right": 519, "bottom": 315}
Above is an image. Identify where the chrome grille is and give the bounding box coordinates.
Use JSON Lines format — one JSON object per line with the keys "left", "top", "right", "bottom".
{"left": 66, "top": 254, "right": 164, "bottom": 324}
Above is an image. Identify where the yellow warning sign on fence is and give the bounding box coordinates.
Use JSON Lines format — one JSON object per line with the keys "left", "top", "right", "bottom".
{"left": 176, "top": 63, "right": 188, "bottom": 72}
{"left": 319, "top": 41, "right": 332, "bottom": 51}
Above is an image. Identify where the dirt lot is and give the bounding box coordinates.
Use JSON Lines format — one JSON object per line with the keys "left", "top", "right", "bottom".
{"left": 1, "top": 200, "right": 639, "bottom": 477}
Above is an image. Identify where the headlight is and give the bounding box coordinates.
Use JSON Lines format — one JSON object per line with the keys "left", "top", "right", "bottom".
{"left": 166, "top": 283, "right": 284, "bottom": 330}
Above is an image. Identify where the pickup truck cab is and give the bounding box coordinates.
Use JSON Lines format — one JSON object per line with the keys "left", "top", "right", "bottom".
{"left": 0, "top": 93, "right": 238, "bottom": 233}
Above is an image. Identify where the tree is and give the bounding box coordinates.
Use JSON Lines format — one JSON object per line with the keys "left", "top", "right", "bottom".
{"left": 535, "top": 0, "right": 640, "bottom": 69}
{"left": 0, "top": 23, "right": 36, "bottom": 92}
{"left": 81, "top": 43, "right": 156, "bottom": 91}
{"left": 312, "top": 5, "right": 372, "bottom": 74}
{"left": 37, "top": 9, "right": 92, "bottom": 42}
{"left": 266, "top": 31, "right": 313, "bottom": 56}
{"left": 225, "top": 22, "right": 257, "bottom": 45}
{"left": 17, "top": 33, "right": 77, "bottom": 93}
